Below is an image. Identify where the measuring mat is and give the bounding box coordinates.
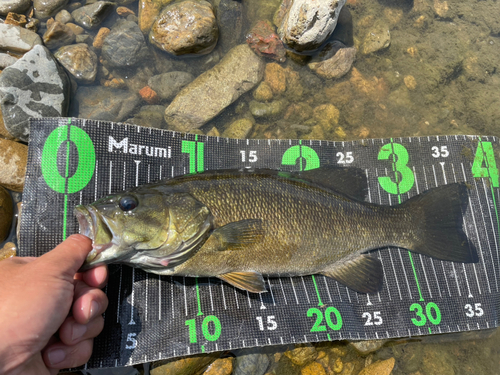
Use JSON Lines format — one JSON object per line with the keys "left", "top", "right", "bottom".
{"left": 20, "top": 118, "right": 500, "bottom": 368}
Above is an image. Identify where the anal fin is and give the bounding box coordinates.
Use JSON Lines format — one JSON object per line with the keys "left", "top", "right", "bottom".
{"left": 322, "top": 255, "right": 383, "bottom": 293}
{"left": 218, "top": 271, "right": 267, "bottom": 293}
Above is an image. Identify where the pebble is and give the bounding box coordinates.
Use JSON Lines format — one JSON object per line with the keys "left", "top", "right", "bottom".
{"left": 54, "top": 43, "right": 98, "bottom": 84}
{"left": 151, "top": 353, "right": 220, "bottom": 375}
{"left": 0, "top": 107, "right": 15, "bottom": 140}
{"left": 301, "top": 361, "right": 326, "bottom": 375}
{"left": 222, "top": 118, "right": 254, "bottom": 139}
{"left": 361, "top": 23, "right": 391, "bottom": 55}
{"left": 233, "top": 351, "right": 269, "bottom": 375}
{"left": 0, "top": 53, "right": 19, "bottom": 70}
{"left": 277, "top": 0, "right": 347, "bottom": 53}
{"left": 138, "top": 0, "right": 174, "bottom": 34}
{"left": 72, "top": 1, "right": 115, "bottom": 30}
{"left": 253, "top": 81, "right": 274, "bottom": 101}
{"left": 148, "top": 71, "right": 195, "bottom": 101}
{"left": 217, "top": 0, "right": 243, "bottom": 53}
{"left": 149, "top": 0, "right": 218, "bottom": 56}
{"left": 264, "top": 63, "right": 287, "bottom": 95}
{"left": 125, "top": 105, "right": 166, "bottom": 128}
{"left": 308, "top": 42, "right": 356, "bottom": 79}
{"left": 43, "top": 20, "right": 76, "bottom": 50}
{"left": 246, "top": 20, "right": 286, "bottom": 62}
{"left": 34, "top": 0, "right": 68, "bottom": 19}
{"left": 0, "top": 45, "right": 70, "bottom": 142}
{"left": 203, "top": 357, "right": 233, "bottom": 375}
{"left": 164, "top": 44, "right": 265, "bottom": 131}
{"left": 102, "top": 20, "right": 147, "bottom": 67}
{"left": 55, "top": 9, "right": 73, "bottom": 24}
{"left": 284, "top": 344, "right": 318, "bottom": 366}
{"left": 0, "top": 0, "right": 31, "bottom": 16}
{"left": 4, "top": 13, "right": 28, "bottom": 27}
{"left": 93, "top": 27, "right": 110, "bottom": 48}
{"left": 139, "top": 86, "right": 159, "bottom": 104}
{"left": 0, "top": 242, "right": 17, "bottom": 261}
{"left": 0, "top": 138, "right": 27, "bottom": 192}
{"left": 65, "top": 22, "right": 85, "bottom": 35}
{"left": 358, "top": 357, "right": 395, "bottom": 375}
{"left": 76, "top": 34, "right": 93, "bottom": 45}
{"left": 404, "top": 75, "right": 417, "bottom": 90}
{"left": 313, "top": 103, "right": 340, "bottom": 128}
{"left": 0, "top": 24, "right": 43, "bottom": 54}
{"left": 0, "top": 186, "right": 13, "bottom": 242}
{"left": 117, "top": 6, "right": 135, "bottom": 17}
{"left": 250, "top": 99, "right": 288, "bottom": 118}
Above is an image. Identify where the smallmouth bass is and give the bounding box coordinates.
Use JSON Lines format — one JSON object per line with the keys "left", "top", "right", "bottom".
{"left": 75, "top": 166, "right": 478, "bottom": 293}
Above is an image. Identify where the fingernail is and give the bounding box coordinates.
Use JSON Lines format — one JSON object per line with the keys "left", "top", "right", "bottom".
{"left": 72, "top": 323, "right": 87, "bottom": 341}
{"left": 48, "top": 349, "right": 66, "bottom": 365}
{"left": 90, "top": 300, "right": 100, "bottom": 320}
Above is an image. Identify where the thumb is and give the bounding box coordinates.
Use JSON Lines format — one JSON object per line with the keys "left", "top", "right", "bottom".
{"left": 39, "top": 234, "right": 92, "bottom": 278}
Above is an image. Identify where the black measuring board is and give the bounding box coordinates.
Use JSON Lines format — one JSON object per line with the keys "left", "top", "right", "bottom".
{"left": 20, "top": 117, "right": 500, "bottom": 369}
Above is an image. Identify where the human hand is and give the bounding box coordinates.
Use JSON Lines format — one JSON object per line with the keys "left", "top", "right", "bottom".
{"left": 0, "top": 234, "right": 108, "bottom": 374}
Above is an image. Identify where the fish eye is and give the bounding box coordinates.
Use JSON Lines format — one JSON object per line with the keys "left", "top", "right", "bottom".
{"left": 119, "top": 195, "right": 138, "bottom": 211}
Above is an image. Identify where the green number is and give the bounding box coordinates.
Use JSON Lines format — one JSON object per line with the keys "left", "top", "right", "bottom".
{"left": 410, "top": 302, "right": 441, "bottom": 327}
{"left": 182, "top": 139, "right": 204, "bottom": 173}
{"left": 324, "top": 307, "right": 343, "bottom": 331}
{"left": 307, "top": 308, "right": 326, "bottom": 332}
{"left": 472, "top": 141, "right": 499, "bottom": 187}
{"left": 378, "top": 142, "right": 414, "bottom": 195}
{"left": 185, "top": 319, "right": 197, "bottom": 343}
{"left": 202, "top": 315, "right": 221, "bottom": 342}
{"left": 282, "top": 145, "right": 320, "bottom": 171}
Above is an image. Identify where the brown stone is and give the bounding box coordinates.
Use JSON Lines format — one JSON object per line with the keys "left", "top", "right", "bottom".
{"left": 138, "top": 0, "right": 173, "bottom": 34}
{"left": 264, "top": 63, "right": 286, "bottom": 95}
{"left": 151, "top": 353, "right": 220, "bottom": 375}
{"left": 117, "top": 6, "right": 135, "bottom": 16}
{"left": 0, "top": 107, "right": 15, "bottom": 140}
{"left": 203, "top": 357, "right": 233, "bottom": 375}
{"left": 308, "top": 46, "right": 356, "bottom": 80}
{"left": 139, "top": 86, "right": 160, "bottom": 104}
{"left": 93, "top": 27, "right": 110, "bottom": 48}
{"left": 358, "top": 357, "right": 395, "bottom": 375}
{"left": 284, "top": 344, "right": 318, "bottom": 366}
{"left": 246, "top": 20, "right": 286, "bottom": 62}
{"left": 65, "top": 22, "right": 84, "bottom": 35}
{"left": 0, "top": 138, "right": 28, "bottom": 192}
{"left": 301, "top": 362, "right": 326, "bottom": 375}
{"left": 43, "top": 20, "right": 76, "bottom": 50}
{"left": 5, "top": 12, "right": 28, "bottom": 27}
{"left": 253, "top": 81, "right": 274, "bottom": 101}
{"left": 0, "top": 186, "right": 13, "bottom": 242}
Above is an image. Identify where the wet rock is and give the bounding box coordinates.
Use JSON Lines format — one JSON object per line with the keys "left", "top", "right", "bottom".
{"left": 72, "top": 1, "right": 115, "bottom": 30}
{"left": 164, "top": 44, "right": 264, "bottom": 131}
{"left": 54, "top": 43, "right": 98, "bottom": 83}
{"left": 233, "top": 351, "right": 269, "bottom": 375}
{"left": 25, "top": 18, "right": 40, "bottom": 33}
{"left": 93, "top": 27, "right": 110, "bottom": 48}
{"left": 102, "top": 20, "right": 147, "bottom": 67}
{"left": 34, "top": 0, "right": 68, "bottom": 19}
{"left": 138, "top": 0, "right": 174, "bottom": 34}
{"left": 0, "top": 45, "right": 70, "bottom": 142}
{"left": 250, "top": 99, "right": 287, "bottom": 118}
{"left": 151, "top": 353, "right": 219, "bottom": 375}
{"left": 308, "top": 41, "right": 356, "bottom": 79}
{"left": 222, "top": 118, "right": 253, "bottom": 139}
{"left": 313, "top": 103, "right": 339, "bottom": 129}
{"left": 0, "top": 53, "right": 19, "bottom": 69}
{"left": 148, "top": 71, "right": 195, "bottom": 101}
{"left": 55, "top": 9, "right": 73, "bottom": 24}
{"left": 301, "top": 361, "right": 326, "bottom": 375}
{"left": 0, "top": 24, "right": 43, "bottom": 54}
{"left": 76, "top": 34, "right": 93, "bottom": 45}
{"left": 4, "top": 13, "right": 28, "bottom": 27}
{"left": 358, "top": 357, "right": 395, "bottom": 375}
{"left": 72, "top": 86, "right": 140, "bottom": 122}
{"left": 361, "top": 23, "right": 391, "bottom": 55}
{"left": 277, "top": 0, "right": 347, "bottom": 53}
{"left": 0, "top": 242, "right": 17, "bottom": 261}
{"left": 0, "top": 138, "right": 27, "bottom": 192}
{"left": 0, "top": 107, "right": 15, "bottom": 140}
{"left": 65, "top": 22, "right": 84, "bottom": 35}
{"left": 43, "top": 21, "right": 76, "bottom": 50}
{"left": 126, "top": 105, "right": 166, "bottom": 128}
{"left": 246, "top": 20, "right": 286, "bottom": 62}
{"left": 284, "top": 344, "right": 318, "bottom": 366}
{"left": 245, "top": 0, "right": 281, "bottom": 24}
{"left": 150, "top": 1, "right": 218, "bottom": 56}
{"left": 0, "top": 186, "right": 13, "bottom": 242}
{"left": 253, "top": 81, "right": 274, "bottom": 101}
{"left": 0, "top": 0, "right": 31, "bottom": 16}
{"left": 203, "top": 357, "right": 233, "bottom": 375}
{"left": 217, "top": 0, "right": 243, "bottom": 52}
{"left": 264, "top": 62, "right": 286, "bottom": 95}
{"left": 350, "top": 340, "right": 387, "bottom": 355}
{"left": 117, "top": 6, "right": 135, "bottom": 17}
{"left": 139, "top": 86, "right": 159, "bottom": 104}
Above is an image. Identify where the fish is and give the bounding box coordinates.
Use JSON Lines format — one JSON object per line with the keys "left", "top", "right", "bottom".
{"left": 74, "top": 166, "right": 478, "bottom": 294}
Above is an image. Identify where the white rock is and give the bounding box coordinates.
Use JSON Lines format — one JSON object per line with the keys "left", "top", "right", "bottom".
{"left": 0, "top": 24, "right": 43, "bottom": 54}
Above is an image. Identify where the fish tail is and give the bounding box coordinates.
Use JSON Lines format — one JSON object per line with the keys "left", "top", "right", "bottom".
{"left": 400, "top": 183, "right": 478, "bottom": 263}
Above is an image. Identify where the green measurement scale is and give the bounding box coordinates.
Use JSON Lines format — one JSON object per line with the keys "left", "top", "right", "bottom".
{"left": 20, "top": 118, "right": 500, "bottom": 369}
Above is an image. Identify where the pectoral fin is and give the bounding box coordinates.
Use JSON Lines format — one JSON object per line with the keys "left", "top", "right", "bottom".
{"left": 321, "top": 255, "right": 383, "bottom": 293}
{"left": 210, "top": 219, "right": 264, "bottom": 251}
{"left": 218, "top": 271, "right": 267, "bottom": 293}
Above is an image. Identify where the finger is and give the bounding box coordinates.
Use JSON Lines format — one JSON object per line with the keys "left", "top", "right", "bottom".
{"left": 58, "top": 315, "right": 104, "bottom": 346}
{"left": 39, "top": 234, "right": 92, "bottom": 279}
{"left": 72, "top": 280, "right": 108, "bottom": 324}
{"left": 81, "top": 264, "right": 108, "bottom": 288}
{"left": 43, "top": 338, "right": 93, "bottom": 369}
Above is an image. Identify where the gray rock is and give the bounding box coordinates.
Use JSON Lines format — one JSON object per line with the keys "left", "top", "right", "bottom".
{"left": 0, "top": 24, "right": 43, "bottom": 54}
{"left": 125, "top": 105, "right": 167, "bottom": 128}
{"left": 54, "top": 43, "right": 98, "bottom": 84}
{"left": 0, "top": 0, "right": 31, "bottom": 16}
{"left": 55, "top": 9, "right": 73, "bottom": 24}
{"left": 361, "top": 23, "right": 391, "bottom": 55}
{"left": 233, "top": 351, "right": 270, "bottom": 375}
{"left": 72, "top": 86, "right": 140, "bottom": 122}
{"left": 0, "top": 53, "right": 19, "bottom": 69}
{"left": 0, "top": 45, "right": 70, "bottom": 142}
{"left": 101, "top": 20, "right": 146, "bottom": 67}
{"left": 75, "top": 34, "right": 93, "bottom": 45}
{"left": 43, "top": 20, "right": 76, "bottom": 50}
{"left": 350, "top": 339, "right": 387, "bottom": 355}
{"left": 148, "top": 71, "right": 195, "bottom": 101}
{"left": 164, "top": 44, "right": 264, "bottom": 131}
{"left": 72, "top": 1, "right": 115, "bottom": 30}
{"left": 308, "top": 41, "right": 356, "bottom": 79}
{"left": 34, "top": 0, "right": 69, "bottom": 19}
{"left": 217, "top": 0, "right": 243, "bottom": 52}
{"left": 277, "top": 0, "right": 347, "bottom": 53}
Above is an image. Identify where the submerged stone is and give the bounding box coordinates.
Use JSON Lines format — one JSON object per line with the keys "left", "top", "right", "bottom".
{"left": 34, "top": 0, "right": 68, "bottom": 19}
{"left": 54, "top": 43, "right": 98, "bottom": 84}
{"left": 0, "top": 24, "right": 42, "bottom": 54}
{"left": 101, "top": 19, "right": 147, "bottom": 67}
{"left": 72, "top": 1, "right": 115, "bottom": 30}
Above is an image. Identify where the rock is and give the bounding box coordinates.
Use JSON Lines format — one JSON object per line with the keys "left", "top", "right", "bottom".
{"left": 222, "top": 118, "right": 253, "bottom": 138}
{"left": 253, "top": 81, "right": 274, "bottom": 101}
{"left": 308, "top": 41, "right": 356, "bottom": 79}
{"left": 102, "top": 20, "right": 147, "bottom": 67}
{"left": 71, "top": 1, "right": 115, "bottom": 30}
{"left": 404, "top": 75, "right": 417, "bottom": 90}
{"left": 93, "top": 27, "right": 110, "bottom": 48}
{"left": 203, "top": 357, "right": 233, "bottom": 375}
{"left": 150, "top": 1, "right": 218, "bottom": 56}
{"left": 0, "top": 0, "right": 31, "bottom": 16}
{"left": 117, "top": 6, "right": 135, "bottom": 17}
{"left": 0, "top": 107, "right": 15, "bottom": 140}
{"left": 76, "top": 34, "right": 93, "bottom": 45}
{"left": 72, "top": 86, "right": 140, "bottom": 122}
{"left": 54, "top": 43, "right": 98, "bottom": 83}
{"left": 138, "top": 0, "right": 174, "bottom": 34}
{"left": 43, "top": 20, "right": 76, "bottom": 50}
{"left": 0, "top": 45, "right": 70, "bottom": 142}
{"left": 55, "top": 9, "right": 73, "bottom": 24}
{"left": 284, "top": 344, "right": 318, "bottom": 366}
{"left": 151, "top": 353, "right": 219, "bottom": 375}
{"left": 139, "top": 86, "right": 159, "bottom": 104}
{"left": 313, "top": 103, "right": 339, "bottom": 129}
{"left": 148, "top": 71, "right": 195, "bottom": 101}
{"left": 0, "top": 53, "right": 19, "bottom": 69}
{"left": 301, "top": 362, "right": 326, "bottom": 375}
{"left": 350, "top": 340, "right": 387, "bottom": 355}
{"left": 246, "top": 20, "right": 286, "bottom": 62}
{"left": 264, "top": 62, "right": 286, "bottom": 95}
{"left": 4, "top": 13, "right": 28, "bottom": 27}
{"left": 164, "top": 44, "right": 264, "bottom": 131}
{"left": 245, "top": 0, "right": 281, "bottom": 24}
{"left": 0, "top": 138, "right": 27, "bottom": 192}
{"left": 277, "top": 0, "right": 347, "bottom": 53}
{"left": 125, "top": 105, "right": 166, "bottom": 128}
{"left": 217, "top": 0, "right": 243, "bottom": 52}
{"left": 0, "top": 24, "right": 43, "bottom": 54}
{"left": 0, "top": 186, "right": 13, "bottom": 242}
{"left": 358, "top": 357, "right": 395, "bottom": 375}
{"left": 34, "top": 0, "right": 68, "bottom": 19}
{"left": 66, "top": 22, "right": 85, "bottom": 35}
{"left": 25, "top": 18, "right": 40, "bottom": 33}
{"left": 250, "top": 99, "right": 287, "bottom": 118}
{"left": 0, "top": 242, "right": 17, "bottom": 261}
{"left": 233, "top": 351, "right": 269, "bottom": 375}
{"left": 361, "top": 23, "right": 391, "bottom": 55}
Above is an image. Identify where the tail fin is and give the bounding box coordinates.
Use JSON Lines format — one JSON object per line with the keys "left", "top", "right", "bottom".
{"left": 400, "top": 183, "right": 478, "bottom": 263}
